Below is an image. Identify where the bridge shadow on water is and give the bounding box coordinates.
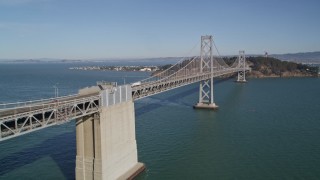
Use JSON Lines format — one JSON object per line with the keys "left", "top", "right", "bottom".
{"left": 135, "top": 77, "right": 234, "bottom": 117}
{"left": 0, "top": 130, "right": 76, "bottom": 179}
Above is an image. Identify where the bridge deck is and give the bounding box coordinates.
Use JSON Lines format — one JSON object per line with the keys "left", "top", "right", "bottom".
{"left": 0, "top": 93, "right": 98, "bottom": 118}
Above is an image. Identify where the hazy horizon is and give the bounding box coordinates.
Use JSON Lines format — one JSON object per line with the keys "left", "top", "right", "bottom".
{"left": 0, "top": 51, "right": 319, "bottom": 62}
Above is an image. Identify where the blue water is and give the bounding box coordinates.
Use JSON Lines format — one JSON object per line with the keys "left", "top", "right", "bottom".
{"left": 0, "top": 63, "right": 320, "bottom": 179}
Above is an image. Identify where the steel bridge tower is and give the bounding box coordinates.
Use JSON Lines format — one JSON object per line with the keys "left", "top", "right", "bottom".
{"left": 194, "top": 35, "right": 218, "bottom": 110}
{"left": 237, "top": 50, "right": 247, "bottom": 82}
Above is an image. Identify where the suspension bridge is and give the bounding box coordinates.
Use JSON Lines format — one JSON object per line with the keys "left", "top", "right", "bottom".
{"left": 0, "top": 35, "right": 250, "bottom": 180}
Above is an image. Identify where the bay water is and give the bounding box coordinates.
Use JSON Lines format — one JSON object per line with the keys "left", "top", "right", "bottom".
{"left": 0, "top": 62, "right": 320, "bottom": 179}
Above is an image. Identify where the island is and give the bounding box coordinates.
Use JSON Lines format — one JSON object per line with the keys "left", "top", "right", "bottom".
{"left": 228, "top": 56, "right": 319, "bottom": 78}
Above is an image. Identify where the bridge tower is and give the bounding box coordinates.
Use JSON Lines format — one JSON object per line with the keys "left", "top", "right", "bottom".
{"left": 194, "top": 35, "right": 218, "bottom": 110}
{"left": 237, "top": 50, "right": 247, "bottom": 82}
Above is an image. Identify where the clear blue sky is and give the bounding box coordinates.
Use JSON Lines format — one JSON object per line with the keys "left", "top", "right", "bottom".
{"left": 0, "top": 0, "right": 319, "bottom": 59}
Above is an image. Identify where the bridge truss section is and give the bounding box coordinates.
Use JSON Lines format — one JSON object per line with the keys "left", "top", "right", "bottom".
{"left": 0, "top": 95, "right": 100, "bottom": 141}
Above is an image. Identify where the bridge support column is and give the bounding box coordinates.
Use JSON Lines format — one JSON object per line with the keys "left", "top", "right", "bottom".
{"left": 194, "top": 77, "right": 218, "bottom": 110}
{"left": 93, "top": 113, "right": 102, "bottom": 179}
{"left": 75, "top": 114, "right": 97, "bottom": 180}
{"left": 76, "top": 85, "right": 145, "bottom": 180}
{"left": 194, "top": 35, "right": 218, "bottom": 110}
{"left": 237, "top": 50, "right": 247, "bottom": 83}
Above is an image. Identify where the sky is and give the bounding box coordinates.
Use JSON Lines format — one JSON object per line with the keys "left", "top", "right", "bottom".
{"left": 0, "top": 0, "right": 319, "bottom": 59}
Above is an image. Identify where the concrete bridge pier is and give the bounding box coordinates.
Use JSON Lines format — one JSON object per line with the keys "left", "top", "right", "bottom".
{"left": 75, "top": 114, "right": 99, "bottom": 180}
{"left": 76, "top": 85, "right": 145, "bottom": 180}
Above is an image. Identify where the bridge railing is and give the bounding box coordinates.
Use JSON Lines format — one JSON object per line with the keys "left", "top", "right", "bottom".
{"left": 0, "top": 94, "right": 78, "bottom": 111}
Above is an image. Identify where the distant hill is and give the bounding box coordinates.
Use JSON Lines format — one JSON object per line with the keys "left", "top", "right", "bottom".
{"left": 271, "top": 51, "right": 320, "bottom": 64}
{"left": 221, "top": 56, "right": 319, "bottom": 78}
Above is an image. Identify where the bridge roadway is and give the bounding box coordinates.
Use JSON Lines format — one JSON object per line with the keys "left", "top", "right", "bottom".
{"left": 131, "top": 67, "right": 246, "bottom": 99}
{"left": 0, "top": 92, "right": 101, "bottom": 141}
{"left": 0, "top": 67, "right": 248, "bottom": 141}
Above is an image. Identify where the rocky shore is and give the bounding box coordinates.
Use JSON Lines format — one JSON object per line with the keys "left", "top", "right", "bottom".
{"left": 248, "top": 70, "right": 316, "bottom": 78}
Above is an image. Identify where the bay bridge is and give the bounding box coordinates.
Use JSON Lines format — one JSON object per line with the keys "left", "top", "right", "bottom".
{"left": 0, "top": 35, "right": 250, "bottom": 180}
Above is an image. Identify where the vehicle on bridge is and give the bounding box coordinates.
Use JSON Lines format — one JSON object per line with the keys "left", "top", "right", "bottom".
{"left": 131, "top": 81, "right": 141, "bottom": 87}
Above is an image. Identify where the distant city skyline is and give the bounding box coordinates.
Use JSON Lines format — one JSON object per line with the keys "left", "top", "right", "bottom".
{"left": 0, "top": 0, "right": 319, "bottom": 59}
